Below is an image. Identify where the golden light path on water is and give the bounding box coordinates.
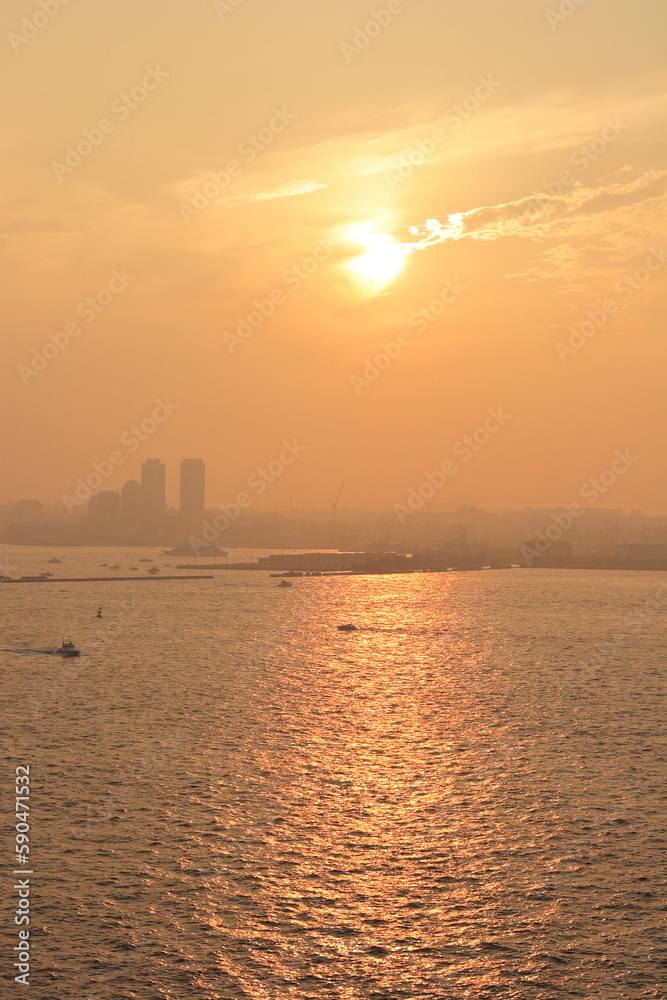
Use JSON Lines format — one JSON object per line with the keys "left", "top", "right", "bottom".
{"left": 3, "top": 549, "right": 667, "bottom": 998}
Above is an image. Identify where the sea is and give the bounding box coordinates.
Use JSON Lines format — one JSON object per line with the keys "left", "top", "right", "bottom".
{"left": 1, "top": 546, "right": 666, "bottom": 999}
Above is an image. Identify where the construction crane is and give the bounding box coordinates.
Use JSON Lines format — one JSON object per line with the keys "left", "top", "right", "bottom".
{"left": 331, "top": 482, "right": 345, "bottom": 552}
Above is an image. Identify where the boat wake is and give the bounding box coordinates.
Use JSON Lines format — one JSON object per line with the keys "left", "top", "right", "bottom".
{"left": 3, "top": 647, "right": 86, "bottom": 657}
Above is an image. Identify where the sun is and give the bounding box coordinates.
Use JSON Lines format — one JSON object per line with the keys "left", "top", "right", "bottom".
{"left": 348, "top": 224, "right": 408, "bottom": 287}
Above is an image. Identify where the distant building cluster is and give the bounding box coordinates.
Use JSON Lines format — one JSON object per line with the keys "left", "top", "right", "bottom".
{"left": 5, "top": 493, "right": 667, "bottom": 570}
{"left": 87, "top": 458, "right": 205, "bottom": 529}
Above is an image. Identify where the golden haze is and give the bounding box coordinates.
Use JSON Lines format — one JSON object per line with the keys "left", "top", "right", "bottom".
{"left": 1, "top": 0, "right": 666, "bottom": 513}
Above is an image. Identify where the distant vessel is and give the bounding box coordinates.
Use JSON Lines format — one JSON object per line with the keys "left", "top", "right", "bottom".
{"left": 147, "top": 566, "right": 160, "bottom": 575}
{"left": 129, "top": 566, "right": 139, "bottom": 571}
{"left": 48, "top": 557, "right": 62, "bottom": 564}
{"left": 163, "top": 544, "right": 227, "bottom": 557}
{"left": 96, "top": 606, "right": 103, "bottom": 619}
{"left": 278, "top": 579, "right": 293, "bottom": 588}
{"left": 139, "top": 558, "right": 152, "bottom": 563}
{"left": 109, "top": 564, "right": 121, "bottom": 570}
{"left": 58, "top": 639, "right": 80, "bottom": 657}
{"left": 338, "top": 624, "right": 358, "bottom": 631}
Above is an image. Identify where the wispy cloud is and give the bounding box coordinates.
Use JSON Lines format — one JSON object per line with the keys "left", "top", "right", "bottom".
{"left": 231, "top": 179, "right": 329, "bottom": 205}
{"left": 399, "top": 170, "right": 667, "bottom": 253}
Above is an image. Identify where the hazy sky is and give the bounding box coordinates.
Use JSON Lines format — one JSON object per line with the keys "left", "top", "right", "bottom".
{"left": 2, "top": 0, "right": 666, "bottom": 514}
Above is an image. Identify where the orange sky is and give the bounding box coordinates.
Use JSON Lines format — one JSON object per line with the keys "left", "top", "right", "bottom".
{"left": 2, "top": 0, "right": 666, "bottom": 514}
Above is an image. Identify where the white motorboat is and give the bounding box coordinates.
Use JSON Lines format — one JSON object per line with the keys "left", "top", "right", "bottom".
{"left": 58, "top": 639, "right": 80, "bottom": 657}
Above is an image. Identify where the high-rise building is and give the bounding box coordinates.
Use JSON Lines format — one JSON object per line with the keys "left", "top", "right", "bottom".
{"left": 179, "top": 459, "right": 205, "bottom": 520}
{"left": 120, "top": 479, "right": 144, "bottom": 525}
{"left": 141, "top": 459, "right": 166, "bottom": 522}
{"left": 88, "top": 491, "right": 121, "bottom": 526}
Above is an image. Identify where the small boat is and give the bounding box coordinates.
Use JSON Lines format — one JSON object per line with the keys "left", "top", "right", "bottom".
{"left": 109, "top": 564, "right": 121, "bottom": 570}
{"left": 147, "top": 566, "right": 160, "bottom": 575}
{"left": 96, "top": 606, "right": 103, "bottom": 619}
{"left": 337, "top": 624, "right": 358, "bottom": 631}
{"left": 129, "top": 566, "right": 139, "bottom": 571}
{"left": 47, "top": 557, "right": 62, "bottom": 564}
{"left": 139, "top": 558, "right": 152, "bottom": 563}
{"left": 277, "top": 579, "right": 293, "bottom": 588}
{"left": 58, "top": 639, "right": 80, "bottom": 657}
{"left": 100, "top": 563, "right": 108, "bottom": 567}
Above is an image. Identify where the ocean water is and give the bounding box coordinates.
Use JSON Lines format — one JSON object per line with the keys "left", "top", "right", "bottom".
{"left": 2, "top": 547, "right": 666, "bottom": 999}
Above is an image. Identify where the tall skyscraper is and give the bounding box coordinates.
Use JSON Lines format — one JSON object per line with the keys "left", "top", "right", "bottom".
{"left": 179, "top": 459, "right": 205, "bottom": 520}
{"left": 141, "top": 459, "right": 166, "bottom": 522}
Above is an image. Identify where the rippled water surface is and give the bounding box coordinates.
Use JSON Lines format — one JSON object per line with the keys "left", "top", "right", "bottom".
{"left": 2, "top": 548, "right": 666, "bottom": 998}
